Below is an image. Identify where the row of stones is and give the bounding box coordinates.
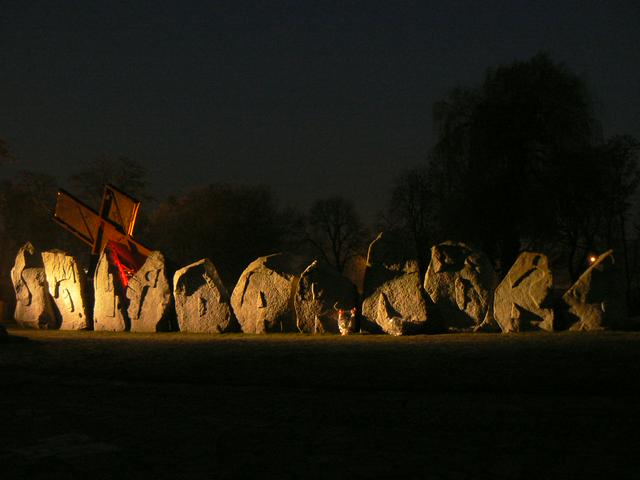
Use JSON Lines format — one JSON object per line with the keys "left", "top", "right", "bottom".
{"left": 10, "top": 237, "right": 623, "bottom": 334}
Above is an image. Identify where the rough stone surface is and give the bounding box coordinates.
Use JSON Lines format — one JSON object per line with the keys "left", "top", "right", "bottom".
{"left": 295, "top": 260, "right": 359, "bottom": 334}
{"left": 173, "top": 258, "right": 235, "bottom": 333}
{"left": 361, "top": 233, "right": 429, "bottom": 335}
{"left": 424, "top": 241, "right": 497, "bottom": 332}
{"left": 127, "top": 251, "right": 173, "bottom": 332}
{"left": 494, "top": 252, "right": 554, "bottom": 332}
{"left": 42, "top": 250, "right": 89, "bottom": 330}
{"left": 231, "top": 253, "right": 306, "bottom": 333}
{"left": 362, "top": 260, "right": 429, "bottom": 335}
{"left": 11, "top": 242, "right": 56, "bottom": 329}
{"left": 93, "top": 250, "right": 128, "bottom": 332}
{"left": 562, "top": 250, "right": 626, "bottom": 331}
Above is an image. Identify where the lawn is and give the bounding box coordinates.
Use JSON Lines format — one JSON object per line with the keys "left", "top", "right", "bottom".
{"left": 1, "top": 328, "right": 639, "bottom": 479}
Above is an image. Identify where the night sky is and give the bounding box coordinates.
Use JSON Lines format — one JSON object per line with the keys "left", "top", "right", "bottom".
{"left": 1, "top": 1, "right": 639, "bottom": 219}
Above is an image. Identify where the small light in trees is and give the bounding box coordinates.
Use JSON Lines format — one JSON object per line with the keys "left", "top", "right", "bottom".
{"left": 589, "top": 255, "right": 597, "bottom": 264}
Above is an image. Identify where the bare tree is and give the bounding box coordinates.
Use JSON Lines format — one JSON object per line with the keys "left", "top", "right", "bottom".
{"left": 384, "top": 166, "right": 434, "bottom": 274}
{"left": 305, "top": 197, "right": 366, "bottom": 273}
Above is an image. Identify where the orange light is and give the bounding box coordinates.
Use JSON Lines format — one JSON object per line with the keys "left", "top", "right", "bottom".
{"left": 589, "top": 255, "right": 597, "bottom": 264}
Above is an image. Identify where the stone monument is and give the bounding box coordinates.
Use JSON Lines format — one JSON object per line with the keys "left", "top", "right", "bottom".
{"left": 173, "top": 258, "right": 235, "bottom": 333}
{"left": 493, "top": 252, "right": 554, "bottom": 332}
{"left": 11, "top": 242, "right": 56, "bottom": 329}
{"left": 361, "top": 233, "right": 430, "bottom": 335}
{"left": 424, "top": 241, "right": 497, "bottom": 332}
{"left": 127, "top": 251, "right": 173, "bottom": 332}
{"left": 93, "top": 250, "right": 129, "bottom": 331}
{"left": 562, "top": 250, "right": 626, "bottom": 330}
{"left": 231, "top": 253, "right": 307, "bottom": 333}
{"left": 42, "top": 250, "right": 89, "bottom": 330}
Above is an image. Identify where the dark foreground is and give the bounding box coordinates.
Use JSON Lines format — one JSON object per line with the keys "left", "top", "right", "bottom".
{"left": 1, "top": 328, "right": 639, "bottom": 479}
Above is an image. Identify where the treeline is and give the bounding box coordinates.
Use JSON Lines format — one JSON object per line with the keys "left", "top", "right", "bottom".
{"left": 1, "top": 52, "right": 639, "bottom": 314}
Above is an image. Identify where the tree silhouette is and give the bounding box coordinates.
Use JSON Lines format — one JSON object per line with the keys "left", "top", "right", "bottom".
{"left": 429, "top": 52, "right": 599, "bottom": 271}
{"left": 383, "top": 166, "right": 434, "bottom": 275}
{"left": 305, "top": 197, "right": 366, "bottom": 273}
{"left": 144, "top": 183, "right": 286, "bottom": 289}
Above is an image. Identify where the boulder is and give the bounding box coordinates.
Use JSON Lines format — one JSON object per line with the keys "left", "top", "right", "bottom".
{"left": 493, "top": 252, "right": 554, "bottom": 332}
{"left": 361, "top": 233, "right": 430, "bottom": 335}
{"left": 173, "top": 258, "right": 235, "bottom": 333}
{"left": 362, "top": 260, "right": 429, "bottom": 335}
{"left": 231, "top": 253, "right": 307, "bottom": 333}
{"left": 424, "top": 241, "right": 497, "bottom": 332}
{"left": 562, "top": 250, "right": 626, "bottom": 331}
{"left": 11, "top": 242, "right": 56, "bottom": 329}
{"left": 93, "top": 250, "right": 129, "bottom": 331}
{"left": 295, "top": 260, "right": 359, "bottom": 334}
{"left": 42, "top": 250, "right": 89, "bottom": 330}
{"left": 127, "top": 251, "right": 173, "bottom": 332}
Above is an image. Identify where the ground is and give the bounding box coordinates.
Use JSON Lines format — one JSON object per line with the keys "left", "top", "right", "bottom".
{"left": 1, "top": 328, "right": 639, "bottom": 479}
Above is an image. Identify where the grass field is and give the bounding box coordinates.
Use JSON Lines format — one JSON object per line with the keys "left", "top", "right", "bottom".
{"left": 1, "top": 328, "right": 640, "bottom": 479}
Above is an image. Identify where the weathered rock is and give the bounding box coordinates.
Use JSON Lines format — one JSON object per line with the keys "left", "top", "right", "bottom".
{"left": 494, "top": 252, "right": 554, "bottom": 332}
{"left": 362, "top": 260, "right": 429, "bottom": 335}
{"left": 361, "top": 233, "right": 429, "bottom": 335}
{"left": 562, "top": 250, "right": 626, "bottom": 331}
{"left": 173, "top": 258, "right": 235, "bottom": 333}
{"left": 93, "top": 250, "right": 128, "bottom": 331}
{"left": 231, "top": 253, "right": 307, "bottom": 333}
{"left": 424, "top": 241, "right": 497, "bottom": 331}
{"left": 42, "top": 250, "right": 89, "bottom": 330}
{"left": 11, "top": 242, "right": 56, "bottom": 329}
{"left": 127, "top": 251, "right": 173, "bottom": 332}
{"left": 295, "top": 260, "right": 359, "bottom": 334}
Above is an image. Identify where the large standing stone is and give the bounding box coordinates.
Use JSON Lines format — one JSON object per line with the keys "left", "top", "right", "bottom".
{"left": 11, "top": 242, "right": 56, "bottom": 329}
{"left": 42, "top": 250, "right": 89, "bottom": 330}
{"left": 424, "top": 241, "right": 497, "bottom": 332}
{"left": 361, "top": 233, "right": 430, "bottom": 335}
{"left": 295, "top": 260, "right": 359, "bottom": 334}
{"left": 93, "top": 250, "right": 128, "bottom": 331}
{"left": 173, "top": 258, "right": 235, "bottom": 333}
{"left": 562, "top": 250, "right": 626, "bottom": 331}
{"left": 127, "top": 251, "right": 173, "bottom": 332}
{"left": 494, "top": 252, "right": 554, "bottom": 332}
{"left": 231, "top": 253, "right": 306, "bottom": 333}
{"left": 362, "top": 260, "right": 429, "bottom": 335}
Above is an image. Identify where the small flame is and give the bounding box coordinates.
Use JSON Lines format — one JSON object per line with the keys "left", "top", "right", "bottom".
{"left": 589, "top": 255, "right": 597, "bottom": 264}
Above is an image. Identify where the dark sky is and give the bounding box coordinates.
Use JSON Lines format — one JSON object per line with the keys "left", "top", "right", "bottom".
{"left": 1, "top": 0, "right": 639, "bottom": 220}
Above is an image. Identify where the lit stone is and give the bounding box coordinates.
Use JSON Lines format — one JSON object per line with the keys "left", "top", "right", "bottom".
{"left": 424, "top": 241, "right": 497, "bottom": 332}
{"left": 93, "top": 250, "right": 128, "bottom": 332}
{"left": 11, "top": 242, "right": 56, "bottom": 329}
{"left": 361, "top": 233, "right": 429, "bottom": 335}
{"left": 362, "top": 260, "right": 429, "bottom": 335}
{"left": 127, "top": 251, "right": 173, "bottom": 332}
{"left": 295, "top": 260, "right": 359, "bottom": 334}
{"left": 562, "top": 250, "right": 626, "bottom": 331}
{"left": 173, "top": 258, "right": 235, "bottom": 333}
{"left": 493, "top": 252, "right": 554, "bottom": 332}
{"left": 231, "top": 253, "right": 307, "bottom": 333}
{"left": 42, "top": 250, "right": 89, "bottom": 330}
